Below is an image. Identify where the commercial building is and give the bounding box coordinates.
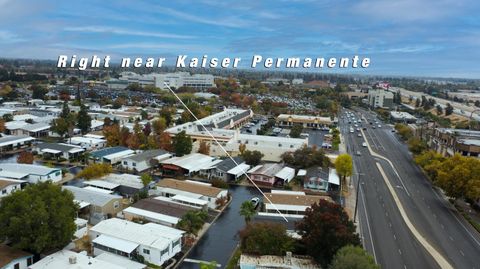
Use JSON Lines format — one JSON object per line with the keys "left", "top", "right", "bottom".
{"left": 276, "top": 114, "right": 336, "bottom": 128}
{"left": 89, "top": 218, "right": 183, "bottom": 267}
{"left": 368, "top": 89, "right": 394, "bottom": 109}
{"left": 154, "top": 72, "right": 215, "bottom": 90}
{"left": 259, "top": 190, "right": 331, "bottom": 218}
{"left": 390, "top": 111, "right": 417, "bottom": 123}
{"left": 239, "top": 252, "right": 320, "bottom": 269}
{"left": 429, "top": 128, "right": 480, "bottom": 157}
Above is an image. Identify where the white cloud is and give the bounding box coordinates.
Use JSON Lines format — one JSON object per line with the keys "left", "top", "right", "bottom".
{"left": 64, "top": 26, "right": 195, "bottom": 39}
{"left": 0, "top": 30, "right": 25, "bottom": 43}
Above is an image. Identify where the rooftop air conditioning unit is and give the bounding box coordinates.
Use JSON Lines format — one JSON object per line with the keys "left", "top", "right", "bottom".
{"left": 69, "top": 256, "right": 77, "bottom": 264}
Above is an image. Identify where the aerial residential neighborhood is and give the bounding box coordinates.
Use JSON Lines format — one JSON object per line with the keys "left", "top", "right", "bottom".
{"left": 2, "top": 1, "right": 480, "bottom": 269}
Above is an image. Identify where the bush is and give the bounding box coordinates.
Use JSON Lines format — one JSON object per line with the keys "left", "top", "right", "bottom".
{"left": 211, "top": 178, "right": 229, "bottom": 189}
{"left": 76, "top": 163, "right": 113, "bottom": 179}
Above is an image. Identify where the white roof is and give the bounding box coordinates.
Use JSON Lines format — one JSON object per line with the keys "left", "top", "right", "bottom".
{"left": 328, "top": 168, "right": 340, "bottom": 185}
{"left": 227, "top": 163, "right": 251, "bottom": 177}
{"left": 29, "top": 250, "right": 126, "bottom": 269}
{"left": 170, "top": 194, "right": 209, "bottom": 206}
{"left": 297, "top": 169, "right": 307, "bottom": 176}
{"left": 93, "top": 234, "right": 139, "bottom": 253}
{"left": 84, "top": 134, "right": 105, "bottom": 139}
{"left": 101, "top": 173, "right": 143, "bottom": 189}
{"left": 95, "top": 253, "right": 146, "bottom": 269}
{"left": 5, "top": 121, "right": 28, "bottom": 130}
{"left": 123, "top": 206, "right": 180, "bottom": 225}
{"left": 91, "top": 119, "right": 104, "bottom": 129}
{"left": 0, "top": 135, "right": 35, "bottom": 147}
{"left": 90, "top": 218, "right": 184, "bottom": 251}
{"left": 41, "top": 148, "right": 61, "bottom": 154}
{"left": 70, "top": 136, "right": 106, "bottom": 144}
{"left": 74, "top": 200, "right": 91, "bottom": 209}
{"left": 84, "top": 180, "right": 120, "bottom": 190}
{"left": 21, "top": 122, "right": 50, "bottom": 132}
{"left": 274, "top": 167, "right": 296, "bottom": 182}
{"left": 103, "top": 149, "right": 135, "bottom": 161}
{"left": 83, "top": 186, "right": 114, "bottom": 194}
{"left": 13, "top": 114, "right": 38, "bottom": 121}
{"left": 0, "top": 163, "right": 59, "bottom": 176}
{"left": 160, "top": 153, "right": 217, "bottom": 172}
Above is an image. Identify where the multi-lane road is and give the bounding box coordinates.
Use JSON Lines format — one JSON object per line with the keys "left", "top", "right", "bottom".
{"left": 340, "top": 108, "right": 480, "bottom": 269}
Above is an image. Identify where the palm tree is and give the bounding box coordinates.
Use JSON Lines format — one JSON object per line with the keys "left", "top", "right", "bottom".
{"left": 240, "top": 201, "right": 256, "bottom": 223}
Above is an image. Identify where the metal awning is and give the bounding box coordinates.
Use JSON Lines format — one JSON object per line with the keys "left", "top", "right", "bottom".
{"left": 93, "top": 234, "right": 139, "bottom": 254}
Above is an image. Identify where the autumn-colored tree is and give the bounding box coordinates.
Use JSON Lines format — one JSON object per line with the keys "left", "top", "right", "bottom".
{"left": 152, "top": 118, "right": 167, "bottom": 135}
{"left": 335, "top": 154, "right": 352, "bottom": 190}
{"left": 120, "top": 127, "right": 131, "bottom": 146}
{"left": 0, "top": 118, "right": 5, "bottom": 133}
{"left": 238, "top": 143, "right": 246, "bottom": 154}
{"left": 17, "top": 151, "right": 34, "bottom": 164}
{"left": 126, "top": 133, "right": 141, "bottom": 150}
{"left": 198, "top": 141, "right": 210, "bottom": 155}
{"left": 103, "top": 124, "right": 121, "bottom": 146}
{"left": 296, "top": 200, "right": 360, "bottom": 267}
{"left": 159, "top": 132, "right": 173, "bottom": 152}
{"left": 76, "top": 163, "right": 113, "bottom": 179}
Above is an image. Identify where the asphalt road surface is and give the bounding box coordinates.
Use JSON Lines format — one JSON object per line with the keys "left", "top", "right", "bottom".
{"left": 340, "top": 108, "right": 480, "bottom": 269}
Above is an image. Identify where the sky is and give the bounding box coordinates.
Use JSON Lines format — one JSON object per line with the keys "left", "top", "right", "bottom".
{"left": 0, "top": 0, "right": 479, "bottom": 78}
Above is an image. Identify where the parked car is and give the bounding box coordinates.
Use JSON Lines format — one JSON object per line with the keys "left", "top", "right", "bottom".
{"left": 362, "top": 142, "right": 367, "bottom": 147}
{"left": 251, "top": 197, "right": 260, "bottom": 209}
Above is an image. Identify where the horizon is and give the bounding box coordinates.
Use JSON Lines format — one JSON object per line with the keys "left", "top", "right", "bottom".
{"left": 1, "top": 0, "right": 479, "bottom": 79}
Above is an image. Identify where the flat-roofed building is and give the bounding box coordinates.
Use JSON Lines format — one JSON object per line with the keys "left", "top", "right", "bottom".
{"left": 0, "top": 135, "right": 35, "bottom": 153}
{"left": 276, "top": 114, "right": 336, "bottom": 128}
{"left": 259, "top": 190, "right": 332, "bottom": 218}
{"left": 0, "top": 178, "right": 23, "bottom": 198}
{"left": 89, "top": 218, "right": 183, "bottom": 267}
{"left": 247, "top": 163, "right": 295, "bottom": 187}
{"left": 429, "top": 128, "right": 480, "bottom": 157}
{"left": 156, "top": 178, "right": 227, "bottom": 209}
{"left": 0, "top": 163, "right": 61, "bottom": 183}
{"left": 121, "top": 149, "right": 172, "bottom": 173}
{"left": 390, "top": 111, "right": 417, "bottom": 123}
{"left": 368, "top": 89, "right": 394, "bottom": 109}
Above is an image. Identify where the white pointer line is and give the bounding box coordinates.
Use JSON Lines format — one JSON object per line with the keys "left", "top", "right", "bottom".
{"left": 164, "top": 82, "right": 289, "bottom": 222}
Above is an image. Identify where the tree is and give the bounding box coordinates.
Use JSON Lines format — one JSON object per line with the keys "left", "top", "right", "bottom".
{"left": 60, "top": 100, "right": 70, "bottom": 119}
{"left": 2, "top": 113, "right": 13, "bottom": 122}
{"left": 17, "top": 151, "right": 34, "bottom": 164}
{"left": 176, "top": 210, "right": 208, "bottom": 236}
{"left": 239, "top": 201, "right": 256, "bottom": 223}
{"left": 140, "top": 173, "right": 153, "bottom": 188}
{"left": 329, "top": 245, "right": 379, "bottom": 269}
{"left": 239, "top": 222, "right": 294, "bottom": 256}
{"left": 281, "top": 145, "right": 330, "bottom": 169}
{"left": 296, "top": 200, "right": 360, "bottom": 267}
{"left": 103, "top": 124, "right": 121, "bottom": 146}
{"left": 77, "top": 104, "right": 92, "bottom": 135}
{"left": 30, "top": 84, "right": 48, "bottom": 99}
{"left": 159, "top": 132, "right": 173, "bottom": 151}
{"left": 152, "top": 118, "right": 167, "bottom": 135}
{"left": 76, "top": 163, "right": 112, "bottom": 179}
{"left": 172, "top": 130, "right": 192, "bottom": 156}
{"left": 394, "top": 123, "right": 413, "bottom": 141}
{"left": 290, "top": 124, "right": 303, "bottom": 138}
{"left": 200, "top": 261, "right": 218, "bottom": 269}
{"left": 0, "top": 181, "right": 78, "bottom": 255}
{"left": 335, "top": 154, "right": 352, "bottom": 189}
{"left": 241, "top": 150, "right": 264, "bottom": 166}
{"left": 415, "top": 98, "right": 420, "bottom": 108}
{"left": 445, "top": 103, "right": 453, "bottom": 116}
{"left": 51, "top": 118, "right": 70, "bottom": 138}
{"left": 198, "top": 141, "right": 210, "bottom": 155}
{"left": 0, "top": 118, "right": 5, "bottom": 133}
{"left": 407, "top": 137, "right": 427, "bottom": 155}
{"left": 159, "top": 107, "right": 174, "bottom": 127}
{"left": 436, "top": 105, "right": 443, "bottom": 115}
{"left": 239, "top": 143, "right": 247, "bottom": 154}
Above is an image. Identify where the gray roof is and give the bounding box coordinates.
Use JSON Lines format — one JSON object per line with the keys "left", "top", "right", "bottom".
{"left": 125, "top": 149, "right": 170, "bottom": 162}
{"left": 91, "top": 147, "right": 129, "bottom": 159}
{"left": 36, "top": 142, "right": 81, "bottom": 153}
{"left": 216, "top": 110, "right": 250, "bottom": 128}
{"left": 215, "top": 157, "right": 244, "bottom": 172}
{"left": 63, "top": 185, "right": 122, "bottom": 207}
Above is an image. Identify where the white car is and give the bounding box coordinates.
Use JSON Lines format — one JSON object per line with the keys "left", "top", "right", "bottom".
{"left": 357, "top": 133, "right": 362, "bottom": 137}
{"left": 362, "top": 142, "right": 367, "bottom": 147}
{"left": 378, "top": 124, "right": 382, "bottom": 128}
{"left": 251, "top": 197, "right": 260, "bottom": 209}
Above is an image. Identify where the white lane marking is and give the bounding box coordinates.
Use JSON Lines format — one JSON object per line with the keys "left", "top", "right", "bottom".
{"left": 376, "top": 162, "right": 454, "bottom": 269}
{"left": 460, "top": 250, "right": 465, "bottom": 257}
{"left": 359, "top": 183, "right": 378, "bottom": 264}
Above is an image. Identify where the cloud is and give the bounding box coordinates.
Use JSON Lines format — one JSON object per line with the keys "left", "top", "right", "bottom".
{"left": 0, "top": 30, "right": 25, "bottom": 43}
{"left": 352, "top": 0, "right": 468, "bottom": 23}
{"left": 64, "top": 26, "right": 195, "bottom": 39}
